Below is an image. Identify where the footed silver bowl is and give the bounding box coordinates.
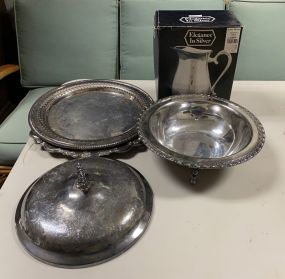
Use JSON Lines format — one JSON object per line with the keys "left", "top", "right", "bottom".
{"left": 138, "top": 94, "right": 265, "bottom": 182}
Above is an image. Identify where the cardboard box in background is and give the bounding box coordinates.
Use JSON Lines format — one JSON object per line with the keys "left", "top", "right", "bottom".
{"left": 154, "top": 10, "right": 242, "bottom": 100}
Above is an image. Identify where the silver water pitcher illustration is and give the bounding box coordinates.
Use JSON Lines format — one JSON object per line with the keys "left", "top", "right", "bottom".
{"left": 172, "top": 46, "right": 232, "bottom": 95}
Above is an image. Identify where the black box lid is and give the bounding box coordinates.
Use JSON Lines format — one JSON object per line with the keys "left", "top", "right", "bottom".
{"left": 155, "top": 10, "right": 242, "bottom": 28}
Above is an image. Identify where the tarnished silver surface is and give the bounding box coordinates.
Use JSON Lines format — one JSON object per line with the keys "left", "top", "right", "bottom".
{"left": 29, "top": 80, "right": 153, "bottom": 150}
{"left": 15, "top": 157, "right": 153, "bottom": 267}
{"left": 138, "top": 94, "right": 265, "bottom": 169}
{"left": 30, "top": 132, "right": 143, "bottom": 158}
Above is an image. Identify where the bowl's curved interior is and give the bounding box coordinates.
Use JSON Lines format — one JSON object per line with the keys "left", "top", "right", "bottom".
{"left": 149, "top": 99, "right": 253, "bottom": 159}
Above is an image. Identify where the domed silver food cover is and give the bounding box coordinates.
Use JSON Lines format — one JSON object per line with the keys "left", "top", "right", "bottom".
{"left": 15, "top": 157, "right": 153, "bottom": 267}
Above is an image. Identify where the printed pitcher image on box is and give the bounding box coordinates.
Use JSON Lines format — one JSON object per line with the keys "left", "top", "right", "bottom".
{"left": 154, "top": 10, "right": 243, "bottom": 100}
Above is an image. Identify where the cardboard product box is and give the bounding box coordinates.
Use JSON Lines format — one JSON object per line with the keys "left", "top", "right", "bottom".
{"left": 154, "top": 10, "right": 242, "bottom": 100}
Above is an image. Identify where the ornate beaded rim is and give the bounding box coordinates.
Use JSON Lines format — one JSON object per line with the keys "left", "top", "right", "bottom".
{"left": 29, "top": 80, "right": 154, "bottom": 151}
{"left": 31, "top": 132, "right": 143, "bottom": 159}
{"left": 138, "top": 94, "right": 265, "bottom": 169}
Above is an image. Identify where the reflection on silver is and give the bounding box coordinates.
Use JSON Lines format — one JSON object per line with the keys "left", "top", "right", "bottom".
{"left": 59, "top": 204, "right": 74, "bottom": 214}
{"left": 131, "top": 223, "right": 145, "bottom": 240}
{"left": 138, "top": 94, "right": 265, "bottom": 169}
{"left": 15, "top": 157, "right": 153, "bottom": 267}
{"left": 39, "top": 220, "right": 67, "bottom": 236}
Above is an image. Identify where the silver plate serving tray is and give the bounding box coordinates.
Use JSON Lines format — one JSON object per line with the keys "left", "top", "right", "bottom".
{"left": 29, "top": 80, "right": 153, "bottom": 151}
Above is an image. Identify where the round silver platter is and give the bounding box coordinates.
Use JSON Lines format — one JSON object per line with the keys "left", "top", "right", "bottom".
{"left": 29, "top": 80, "right": 153, "bottom": 151}
{"left": 138, "top": 94, "right": 265, "bottom": 169}
{"left": 15, "top": 157, "right": 153, "bottom": 267}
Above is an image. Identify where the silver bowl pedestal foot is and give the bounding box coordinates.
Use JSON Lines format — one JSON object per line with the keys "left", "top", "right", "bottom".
{"left": 190, "top": 169, "right": 200, "bottom": 185}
